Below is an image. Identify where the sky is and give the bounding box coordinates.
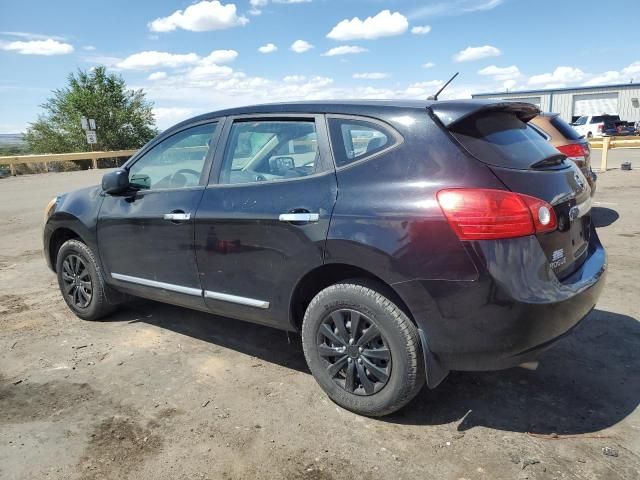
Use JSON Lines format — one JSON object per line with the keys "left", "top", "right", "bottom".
{"left": 1, "top": 0, "right": 639, "bottom": 133}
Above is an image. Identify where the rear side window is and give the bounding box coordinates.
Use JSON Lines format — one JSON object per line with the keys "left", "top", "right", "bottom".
{"left": 328, "top": 118, "right": 396, "bottom": 167}
{"left": 550, "top": 116, "right": 582, "bottom": 140}
{"left": 451, "top": 112, "right": 560, "bottom": 169}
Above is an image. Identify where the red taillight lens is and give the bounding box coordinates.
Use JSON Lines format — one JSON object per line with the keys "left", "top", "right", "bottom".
{"left": 556, "top": 143, "right": 587, "bottom": 158}
{"left": 437, "top": 188, "right": 557, "bottom": 240}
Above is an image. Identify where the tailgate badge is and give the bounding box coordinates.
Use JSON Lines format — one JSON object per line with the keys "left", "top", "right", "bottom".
{"left": 550, "top": 248, "right": 566, "bottom": 269}
{"left": 569, "top": 206, "right": 580, "bottom": 222}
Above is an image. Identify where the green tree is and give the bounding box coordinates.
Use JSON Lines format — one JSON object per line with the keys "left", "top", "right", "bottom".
{"left": 25, "top": 66, "right": 158, "bottom": 153}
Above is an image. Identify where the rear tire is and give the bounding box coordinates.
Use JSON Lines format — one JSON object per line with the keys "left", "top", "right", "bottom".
{"left": 56, "top": 239, "right": 116, "bottom": 320}
{"left": 301, "top": 280, "right": 425, "bottom": 416}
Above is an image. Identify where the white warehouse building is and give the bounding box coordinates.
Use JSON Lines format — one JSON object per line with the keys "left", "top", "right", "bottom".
{"left": 471, "top": 83, "right": 640, "bottom": 123}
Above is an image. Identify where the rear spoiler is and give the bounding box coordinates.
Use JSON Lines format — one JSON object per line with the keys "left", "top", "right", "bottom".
{"left": 429, "top": 100, "right": 540, "bottom": 128}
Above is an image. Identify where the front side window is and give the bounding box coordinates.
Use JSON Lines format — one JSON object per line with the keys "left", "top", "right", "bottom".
{"left": 219, "top": 120, "right": 320, "bottom": 185}
{"left": 328, "top": 118, "right": 394, "bottom": 167}
{"left": 128, "top": 122, "right": 217, "bottom": 190}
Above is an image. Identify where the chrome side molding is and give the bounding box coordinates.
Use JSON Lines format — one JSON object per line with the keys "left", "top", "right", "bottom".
{"left": 111, "top": 273, "right": 202, "bottom": 297}
{"left": 111, "top": 272, "right": 270, "bottom": 309}
{"left": 204, "top": 290, "right": 270, "bottom": 309}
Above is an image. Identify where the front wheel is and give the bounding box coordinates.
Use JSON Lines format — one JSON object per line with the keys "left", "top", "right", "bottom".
{"left": 301, "top": 280, "right": 425, "bottom": 416}
{"left": 56, "top": 239, "right": 116, "bottom": 320}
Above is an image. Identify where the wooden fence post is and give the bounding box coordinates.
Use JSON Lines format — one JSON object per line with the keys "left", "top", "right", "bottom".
{"left": 600, "top": 136, "right": 611, "bottom": 172}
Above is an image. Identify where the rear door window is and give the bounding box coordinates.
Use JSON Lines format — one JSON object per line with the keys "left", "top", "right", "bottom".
{"left": 328, "top": 118, "right": 397, "bottom": 167}
{"left": 450, "top": 111, "right": 560, "bottom": 169}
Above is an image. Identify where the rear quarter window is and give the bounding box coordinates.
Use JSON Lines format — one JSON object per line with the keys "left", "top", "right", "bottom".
{"left": 328, "top": 118, "right": 398, "bottom": 167}
{"left": 451, "top": 111, "right": 560, "bottom": 169}
{"left": 550, "top": 116, "right": 582, "bottom": 140}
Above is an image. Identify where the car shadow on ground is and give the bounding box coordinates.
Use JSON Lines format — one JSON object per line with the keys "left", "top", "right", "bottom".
{"left": 592, "top": 206, "right": 620, "bottom": 228}
{"left": 110, "top": 304, "right": 639, "bottom": 435}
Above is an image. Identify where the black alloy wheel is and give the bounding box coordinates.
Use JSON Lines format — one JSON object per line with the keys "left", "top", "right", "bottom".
{"left": 317, "top": 309, "right": 392, "bottom": 396}
{"left": 61, "top": 254, "right": 93, "bottom": 308}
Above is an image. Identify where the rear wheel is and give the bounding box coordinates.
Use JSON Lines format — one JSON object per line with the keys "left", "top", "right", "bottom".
{"left": 56, "top": 239, "right": 115, "bottom": 320}
{"left": 301, "top": 280, "right": 424, "bottom": 416}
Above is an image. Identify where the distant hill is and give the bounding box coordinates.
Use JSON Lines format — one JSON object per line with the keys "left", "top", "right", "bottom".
{"left": 0, "top": 134, "right": 26, "bottom": 146}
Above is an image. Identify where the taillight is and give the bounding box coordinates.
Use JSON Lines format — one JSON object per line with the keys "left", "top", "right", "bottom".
{"left": 556, "top": 143, "right": 587, "bottom": 158}
{"left": 437, "top": 188, "right": 557, "bottom": 240}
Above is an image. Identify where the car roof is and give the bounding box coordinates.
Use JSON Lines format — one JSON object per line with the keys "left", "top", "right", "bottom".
{"left": 164, "top": 98, "right": 539, "bottom": 134}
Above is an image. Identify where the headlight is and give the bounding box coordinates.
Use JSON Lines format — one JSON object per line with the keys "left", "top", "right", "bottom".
{"left": 44, "top": 196, "right": 58, "bottom": 223}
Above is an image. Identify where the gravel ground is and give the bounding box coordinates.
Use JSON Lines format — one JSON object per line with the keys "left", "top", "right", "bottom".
{"left": 1, "top": 166, "right": 639, "bottom": 480}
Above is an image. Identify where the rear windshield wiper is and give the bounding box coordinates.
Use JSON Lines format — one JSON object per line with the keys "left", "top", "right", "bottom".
{"left": 530, "top": 154, "right": 566, "bottom": 169}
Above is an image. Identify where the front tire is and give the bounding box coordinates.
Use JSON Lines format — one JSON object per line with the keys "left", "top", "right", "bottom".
{"left": 301, "top": 280, "right": 425, "bottom": 416}
{"left": 56, "top": 239, "right": 115, "bottom": 320}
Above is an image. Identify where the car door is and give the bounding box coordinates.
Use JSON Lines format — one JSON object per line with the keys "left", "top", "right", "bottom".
{"left": 98, "top": 120, "right": 222, "bottom": 310}
{"left": 194, "top": 114, "right": 337, "bottom": 328}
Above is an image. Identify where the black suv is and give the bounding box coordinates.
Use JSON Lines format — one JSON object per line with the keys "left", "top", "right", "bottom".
{"left": 44, "top": 100, "right": 606, "bottom": 416}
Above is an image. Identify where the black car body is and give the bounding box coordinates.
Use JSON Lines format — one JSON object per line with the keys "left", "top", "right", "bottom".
{"left": 44, "top": 100, "right": 606, "bottom": 415}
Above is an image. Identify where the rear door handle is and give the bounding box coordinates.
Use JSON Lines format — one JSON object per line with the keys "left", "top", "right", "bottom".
{"left": 163, "top": 212, "right": 191, "bottom": 221}
{"left": 278, "top": 213, "right": 320, "bottom": 223}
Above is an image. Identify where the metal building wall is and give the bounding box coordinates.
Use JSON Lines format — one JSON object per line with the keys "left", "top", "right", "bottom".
{"left": 473, "top": 85, "right": 640, "bottom": 122}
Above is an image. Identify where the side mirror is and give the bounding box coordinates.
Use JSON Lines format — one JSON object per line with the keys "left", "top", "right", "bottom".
{"left": 102, "top": 169, "right": 130, "bottom": 194}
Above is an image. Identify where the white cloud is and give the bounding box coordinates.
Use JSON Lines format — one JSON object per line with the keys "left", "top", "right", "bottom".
{"left": 117, "top": 51, "right": 200, "bottom": 70}
{"left": 411, "top": 25, "right": 432, "bottom": 35}
{"left": 582, "top": 71, "right": 621, "bottom": 86}
{"left": 116, "top": 49, "right": 237, "bottom": 70}
{"left": 322, "top": 45, "right": 368, "bottom": 56}
{"left": 353, "top": 72, "right": 389, "bottom": 80}
{"left": 249, "top": 0, "right": 311, "bottom": 15}
{"left": 0, "top": 38, "right": 73, "bottom": 55}
{"left": 290, "top": 40, "right": 313, "bottom": 53}
{"left": 622, "top": 61, "right": 640, "bottom": 77}
{"left": 422, "top": 62, "right": 435, "bottom": 69}
{"left": 201, "top": 49, "right": 238, "bottom": 64}
{"left": 83, "top": 45, "right": 96, "bottom": 51}
{"left": 258, "top": 43, "right": 278, "bottom": 54}
{"left": 187, "top": 63, "right": 235, "bottom": 80}
{"left": 327, "top": 10, "right": 408, "bottom": 41}
{"left": 502, "top": 79, "right": 518, "bottom": 91}
{"left": 410, "top": 0, "right": 503, "bottom": 18}
{"left": 148, "top": 1, "right": 248, "bottom": 32}
{"left": 528, "top": 66, "right": 585, "bottom": 86}
{"left": 283, "top": 75, "right": 307, "bottom": 83}
{"left": 477, "top": 64, "right": 520, "bottom": 81}
{"left": 148, "top": 72, "right": 168, "bottom": 81}
{"left": 153, "top": 107, "right": 198, "bottom": 126}
{"left": 0, "top": 31, "right": 66, "bottom": 41}
{"left": 453, "top": 45, "right": 501, "bottom": 62}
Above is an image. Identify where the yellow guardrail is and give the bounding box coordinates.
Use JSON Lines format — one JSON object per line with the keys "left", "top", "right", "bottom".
{"left": 588, "top": 136, "right": 640, "bottom": 171}
{"left": 0, "top": 149, "right": 138, "bottom": 176}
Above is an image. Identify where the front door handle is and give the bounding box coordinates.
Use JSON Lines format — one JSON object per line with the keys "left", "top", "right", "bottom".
{"left": 279, "top": 212, "right": 320, "bottom": 223}
{"left": 163, "top": 212, "right": 191, "bottom": 221}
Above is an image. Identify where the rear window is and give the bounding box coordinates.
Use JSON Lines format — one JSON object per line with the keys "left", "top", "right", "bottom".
{"left": 451, "top": 111, "right": 561, "bottom": 169}
{"left": 550, "top": 116, "right": 582, "bottom": 140}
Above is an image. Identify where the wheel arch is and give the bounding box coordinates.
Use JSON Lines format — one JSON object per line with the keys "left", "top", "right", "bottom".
{"left": 48, "top": 226, "right": 84, "bottom": 272}
{"left": 288, "top": 262, "right": 415, "bottom": 331}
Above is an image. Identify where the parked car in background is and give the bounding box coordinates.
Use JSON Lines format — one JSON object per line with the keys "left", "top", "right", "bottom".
{"left": 572, "top": 114, "right": 635, "bottom": 138}
{"left": 530, "top": 113, "right": 597, "bottom": 196}
{"left": 43, "top": 100, "right": 606, "bottom": 416}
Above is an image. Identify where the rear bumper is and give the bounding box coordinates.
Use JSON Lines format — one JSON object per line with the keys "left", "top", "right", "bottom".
{"left": 394, "top": 227, "right": 606, "bottom": 374}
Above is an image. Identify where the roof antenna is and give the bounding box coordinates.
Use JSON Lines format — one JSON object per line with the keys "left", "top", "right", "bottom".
{"left": 428, "top": 72, "right": 459, "bottom": 101}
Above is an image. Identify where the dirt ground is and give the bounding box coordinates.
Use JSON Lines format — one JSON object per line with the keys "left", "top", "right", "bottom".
{"left": 1, "top": 166, "right": 639, "bottom": 480}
